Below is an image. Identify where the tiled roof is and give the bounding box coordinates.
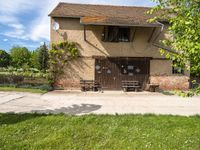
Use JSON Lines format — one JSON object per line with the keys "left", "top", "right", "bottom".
{"left": 49, "top": 3, "right": 160, "bottom": 27}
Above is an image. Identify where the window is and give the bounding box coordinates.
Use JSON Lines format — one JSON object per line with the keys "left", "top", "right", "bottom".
{"left": 102, "top": 26, "right": 130, "bottom": 42}
{"left": 172, "top": 61, "right": 184, "bottom": 74}
{"left": 118, "top": 27, "right": 130, "bottom": 42}
{"left": 173, "top": 67, "right": 184, "bottom": 74}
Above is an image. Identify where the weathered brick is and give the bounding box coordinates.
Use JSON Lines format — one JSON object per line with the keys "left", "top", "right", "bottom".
{"left": 150, "top": 75, "right": 190, "bottom": 90}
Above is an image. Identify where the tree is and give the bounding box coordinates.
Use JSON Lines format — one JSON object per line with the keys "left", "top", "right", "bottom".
{"left": 30, "top": 49, "right": 40, "bottom": 69}
{"left": 38, "top": 43, "right": 49, "bottom": 71}
{"left": 10, "top": 46, "right": 31, "bottom": 68}
{"left": 149, "top": 0, "right": 200, "bottom": 77}
{"left": 0, "top": 49, "right": 11, "bottom": 67}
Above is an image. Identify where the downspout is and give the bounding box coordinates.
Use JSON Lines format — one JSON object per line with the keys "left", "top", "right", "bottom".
{"left": 152, "top": 21, "right": 164, "bottom": 43}
{"left": 84, "top": 25, "right": 87, "bottom": 41}
{"left": 152, "top": 21, "right": 177, "bottom": 54}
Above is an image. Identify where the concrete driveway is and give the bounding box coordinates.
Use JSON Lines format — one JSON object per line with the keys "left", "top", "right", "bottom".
{"left": 0, "top": 91, "right": 199, "bottom": 116}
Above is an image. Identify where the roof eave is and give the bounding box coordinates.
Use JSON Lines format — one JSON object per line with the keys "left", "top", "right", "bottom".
{"left": 80, "top": 22, "right": 161, "bottom": 27}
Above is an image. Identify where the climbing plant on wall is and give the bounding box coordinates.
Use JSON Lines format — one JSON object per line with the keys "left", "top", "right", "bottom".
{"left": 48, "top": 41, "right": 79, "bottom": 86}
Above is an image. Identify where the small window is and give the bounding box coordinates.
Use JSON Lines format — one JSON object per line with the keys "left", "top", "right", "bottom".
{"left": 173, "top": 67, "right": 184, "bottom": 74}
{"left": 103, "top": 26, "right": 130, "bottom": 42}
{"left": 172, "top": 61, "right": 184, "bottom": 74}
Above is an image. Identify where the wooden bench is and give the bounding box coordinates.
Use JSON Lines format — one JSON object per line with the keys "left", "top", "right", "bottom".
{"left": 147, "top": 84, "right": 159, "bottom": 92}
{"left": 122, "top": 80, "right": 141, "bottom": 92}
{"left": 80, "top": 80, "right": 101, "bottom": 92}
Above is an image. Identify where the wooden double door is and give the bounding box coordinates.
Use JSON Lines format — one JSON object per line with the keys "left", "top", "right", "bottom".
{"left": 95, "top": 57, "right": 150, "bottom": 90}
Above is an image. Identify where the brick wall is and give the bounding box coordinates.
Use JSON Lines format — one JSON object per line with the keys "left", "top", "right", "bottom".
{"left": 54, "top": 79, "right": 80, "bottom": 90}
{"left": 150, "top": 75, "right": 190, "bottom": 90}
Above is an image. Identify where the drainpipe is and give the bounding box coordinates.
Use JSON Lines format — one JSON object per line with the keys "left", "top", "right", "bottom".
{"left": 152, "top": 21, "right": 177, "bottom": 54}
{"left": 152, "top": 21, "right": 165, "bottom": 42}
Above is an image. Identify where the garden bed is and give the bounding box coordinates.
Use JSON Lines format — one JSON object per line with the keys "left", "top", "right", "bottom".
{"left": 0, "top": 68, "right": 52, "bottom": 92}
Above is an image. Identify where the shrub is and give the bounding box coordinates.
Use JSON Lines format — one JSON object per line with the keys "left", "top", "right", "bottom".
{"left": 0, "top": 67, "right": 48, "bottom": 78}
{"left": 0, "top": 74, "right": 24, "bottom": 84}
{"left": 0, "top": 49, "right": 10, "bottom": 67}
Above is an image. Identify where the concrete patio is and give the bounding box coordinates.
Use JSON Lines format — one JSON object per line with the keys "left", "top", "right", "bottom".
{"left": 0, "top": 91, "right": 199, "bottom": 116}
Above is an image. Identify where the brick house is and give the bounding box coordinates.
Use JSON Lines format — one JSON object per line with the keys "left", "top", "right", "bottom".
{"left": 49, "top": 3, "right": 190, "bottom": 90}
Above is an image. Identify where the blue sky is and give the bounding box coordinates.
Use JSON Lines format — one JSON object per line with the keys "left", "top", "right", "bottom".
{"left": 0, "top": 0, "right": 156, "bottom": 51}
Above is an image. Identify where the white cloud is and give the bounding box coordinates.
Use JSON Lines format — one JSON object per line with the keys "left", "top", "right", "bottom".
{"left": 0, "top": 0, "right": 36, "bottom": 15}
{"left": 0, "top": 20, "right": 27, "bottom": 40}
{"left": 0, "top": 15, "right": 18, "bottom": 24}
{"left": 3, "top": 31, "right": 28, "bottom": 40}
{"left": 3, "top": 39, "right": 8, "bottom": 42}
{"left": 29, "top": 0, "right": 63, "bottom": 41}
{"left": 0, "top": 15, "right": 26, "bottom": 40}
{"left": 0, "top": 0, "right": 40, "bottom": 41}
{"left": 8, "top": 23, "right": 24, "bottom": 30}
{"left": 3, "top": 21, "right": 28, "bottom": 40}
{"left": 40, "top": 41, "right": 45, "bottom": 45}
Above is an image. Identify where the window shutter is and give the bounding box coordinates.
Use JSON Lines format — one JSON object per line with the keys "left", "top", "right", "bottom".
{"left": 130, "top": 27, "right": 136, "bottom": 42}
{"left": 102, "top": 26, "right": 109, "bottom": 41}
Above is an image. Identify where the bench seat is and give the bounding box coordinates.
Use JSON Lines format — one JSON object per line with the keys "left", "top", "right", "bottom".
{"left": 122, "top": 80, "right": 141, "bottom": 92}
{"left": 80, "top": 80, "right": 101, "bottom": 92}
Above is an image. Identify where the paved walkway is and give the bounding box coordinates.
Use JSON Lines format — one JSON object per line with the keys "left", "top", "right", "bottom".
{"left": 0, "top": 91, "right": 199, "bottom": 116}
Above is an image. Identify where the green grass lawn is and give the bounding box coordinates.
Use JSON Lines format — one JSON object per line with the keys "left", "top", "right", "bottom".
{"left": 0, "top": 87, "right": 48, "bottom": 94}
{"left": 0, "top": 114, "right": 200, "bottom": 150}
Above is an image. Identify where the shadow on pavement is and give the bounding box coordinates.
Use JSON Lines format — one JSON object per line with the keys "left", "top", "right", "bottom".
{"left": 31, "top": 104, "right": 102, "bottom": 115}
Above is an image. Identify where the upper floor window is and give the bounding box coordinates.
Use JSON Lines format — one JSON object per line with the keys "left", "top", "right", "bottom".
{"left": 102, "top": 26, "right": 130, "bottom": 42}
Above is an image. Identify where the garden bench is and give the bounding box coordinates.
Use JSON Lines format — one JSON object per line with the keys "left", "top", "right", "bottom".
{"left": 80, "top": 80, "right": 101, "bottom": 92}
{"left": 122, "top": 80, "right": 141, "bottom": 92}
